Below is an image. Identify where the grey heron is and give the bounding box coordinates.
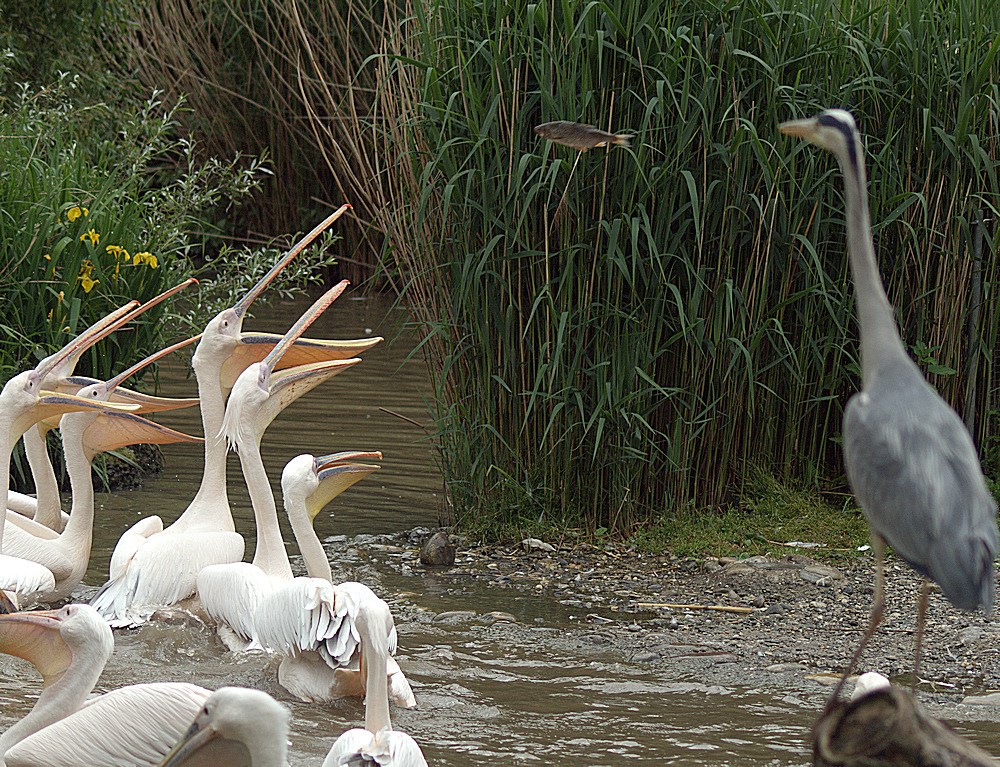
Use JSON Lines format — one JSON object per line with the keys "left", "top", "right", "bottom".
{"left": 779, "top": 109, "right": 998, "bottom": 698}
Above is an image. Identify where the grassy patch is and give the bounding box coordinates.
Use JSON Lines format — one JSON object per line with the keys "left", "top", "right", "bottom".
{"left": 632, "top": 474, "right": 871, "bottom": 562}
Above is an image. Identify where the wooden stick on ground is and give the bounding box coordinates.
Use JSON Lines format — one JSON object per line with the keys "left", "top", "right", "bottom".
{"left": 635, "top": 602, "right": 754, "bottom": 614}
{"left": 812, "top": 686, "right": 994, "bottom": 767}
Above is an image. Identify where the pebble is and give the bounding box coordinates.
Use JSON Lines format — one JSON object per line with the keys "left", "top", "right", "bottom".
{"left": 766, "top": 662, "right": 809, "bottom": 672}
{"left": 799, "top": 565, "right": 844, "bottom": 586}
{"left": 486, "top": 611, "right": 517, "bottom": 624}
{"left": 522, "top": 537, "right": 556, "bottom": 553}
{"left": 632, "top": 651, "right": 660, "bottom": 662}
{"left": 433, "top": 610, "right": 477, "bottom": 624}
{"left": 960, "top": 627, "right": 984, "bottom": 645}
{"left": 961, "top": 693, "right": 1000, "bottom": 706}
{"left": 420, "top": 531, "right": 456, "bottom": 566}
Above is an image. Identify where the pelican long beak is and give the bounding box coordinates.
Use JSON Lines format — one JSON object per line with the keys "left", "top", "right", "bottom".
{"left": 37, "top": 277, "right": 197, "bottom": 387}
{"left": 0, "top": 609, "right": 71, "bottom": 685}
{"left": 83, "top": 412, "right": 203, "bottom": 461}
{"left": 12, "top": 393, "right": 139, "bottom": 440}
{"left": 55, "top": 377, "right": 199, "bottom": 414}
{"left": 157, "top": 717, "right": 221, "bottom": 767}
{"left": 219, "top": 333, "right": 381, "bottom": 391}
{"left": 105, "top": 333, "right": 202, "bottom": 393}
{"left": 778, "top": 117, "right": 818, "bottom": 140}
{"left": 33, "top": 301, "right": 139, "bottom": 384}
{"left": 308, "top": 450, "right": 382, "bottom": 517}
{"left": 257, "top": 359, "right": 360, "bottom": 428}
{"left": 232, "top": 204, "right": 352, "bottom": 318}
{"left": 261, "top": 281, "right": 350, "bottom": 373}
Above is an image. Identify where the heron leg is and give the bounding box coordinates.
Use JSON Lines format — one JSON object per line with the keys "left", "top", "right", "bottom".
{"left": 913, "top": 577, "right": 930, "bottom": 688}
{"left": 828, "top": 534, "right": 886, "bottom": 706}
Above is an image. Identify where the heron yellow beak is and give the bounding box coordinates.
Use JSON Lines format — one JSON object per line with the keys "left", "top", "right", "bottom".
{"left": 778, "top": 117, "right": 818, "bottom": 139}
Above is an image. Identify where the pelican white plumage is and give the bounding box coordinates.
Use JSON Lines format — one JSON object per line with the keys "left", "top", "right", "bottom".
{"left": 323, "top": 587, "right": 427, "bottom": 767}
{"left": 7, "top": 394, "right": 198, "bottom": 536}
{"left": 0, "top": 603, "right": 210, "bottom": 767}
{"left": 157, "top": 687, "right": 291, "bottom": 767}
{"left": 2, "top": 337, "right": 204, "bottom": 603}
{"left": 0, "top": 302, "right": 149, "bottom": 607}
{"left": 2, "top": 278, "right": 198, "bottom": 549}
{"left": 6, "top": 290, "right": 200, "bottom": 535}
{"left": 252, "top": 453, "right": 416, "bottom": 707}
{"left": 90, "top": 205, "right": 380, "bottom": 626}
{"left": 196, "top": 282, "right": 362, "bottom": 650}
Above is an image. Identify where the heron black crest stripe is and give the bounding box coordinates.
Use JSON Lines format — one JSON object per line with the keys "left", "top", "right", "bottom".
{"left": 819, "top": 112, "right": 861, "bottom": 176}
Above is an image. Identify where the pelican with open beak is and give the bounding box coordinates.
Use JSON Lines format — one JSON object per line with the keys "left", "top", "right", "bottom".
{"left": 2, "top": 333, "right": 205, "bottom": 603}
{"left": 252, "top": 452, "right": 416, "bottom": 707}
{"left": 90, "top": 206, "right": 385, "bottom": 627}
{"left": 197, "top": 282, "right": 364, "bottom": 651}
{"left": 0, "top": 301, "right": 151, "bottom": 608}
{"left": 0, "top": 603, "right": 211, "bottom": 767}
{"left": 7, "top": 279, "right": 201, "bottom": 535}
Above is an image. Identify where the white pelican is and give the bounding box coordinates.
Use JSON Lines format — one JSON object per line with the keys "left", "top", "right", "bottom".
{"left": 0, "top": 603, "right": 210, "bottom": 767}
{"left": 252, "top": 453, "right": 416, "bottom": 707}
{"left": 157, "top": 687, "right": 291, "bottom": 767}
{"left": 2, "top": 338, "right": 204, "bottom": 602}
{"left": 90, "top": 205, "right": 381, "bottom": 626}
{"left": 4, "top": 280, "right": 200, "bottom": 539}
{"left": 197, "top": 282, "right": 361, "bottom": 649}
{"left": 0, "top": 303, "right": 146, "bottom": 607}
{"left": 323, "top": 587, "right": 427, "bottom": 767}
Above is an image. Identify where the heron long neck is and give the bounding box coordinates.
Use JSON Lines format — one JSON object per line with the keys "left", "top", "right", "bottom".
{"left": 0, "top": 642, "right": 104, "bottom": 758}
{"left": 360, "top": 616, "right": 392, "bottom": 734}
{"left": 840, "top": 135, "right": 909, "bottom": 389}
{"left": 286, "top": 496, "right": 332, "bottom": 582}
{"left": 24, "top": 426, "right": 62, "bottom": 531}
{"left": 240, "top": 439, "right": 292, "bottom": 581}
{"left": 178, "top": 351, "right": 232, "bottom": 530}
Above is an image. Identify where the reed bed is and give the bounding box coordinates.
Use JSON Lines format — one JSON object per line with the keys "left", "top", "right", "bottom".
{"left": 355, "top": 0, "right": 1000, "bottom": 533}
{"left": 119, "top": 0, "right": 1000, "bottom": 534}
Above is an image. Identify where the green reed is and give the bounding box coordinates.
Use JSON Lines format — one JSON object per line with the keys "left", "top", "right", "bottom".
{"left": 208, "top": 0, "right": 998, "bottom": 535}
{"left": 337, "top": 0, "right": 1000, "bottom": 534}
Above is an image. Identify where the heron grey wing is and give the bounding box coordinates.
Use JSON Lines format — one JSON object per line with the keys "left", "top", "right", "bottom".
{"left": 844, "top": 390, "right": 997, "bottom": 611}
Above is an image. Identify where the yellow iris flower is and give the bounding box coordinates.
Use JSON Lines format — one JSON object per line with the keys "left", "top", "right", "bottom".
{"left": 77, "top": 261, "right": 99, "bottom": 293}
{"left": 133, "top": 251, "right": 159, "bottom": 269}
{"left": 80, "top": 229, "right": 100, "bottom": 246}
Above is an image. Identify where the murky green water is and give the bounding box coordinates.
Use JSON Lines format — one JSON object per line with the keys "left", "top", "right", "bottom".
{"left": 2, "top": 294, "right": 999, "bottom": 765}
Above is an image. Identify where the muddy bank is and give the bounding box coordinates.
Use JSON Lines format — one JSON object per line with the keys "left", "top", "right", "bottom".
{"left": 366, "top": 528, "right": 1000, "bottom": 723}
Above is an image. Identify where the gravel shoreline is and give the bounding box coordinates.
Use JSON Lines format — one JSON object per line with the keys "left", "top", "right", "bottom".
{"left": 386, "top": 529, "right": 1000, "bottom": 715}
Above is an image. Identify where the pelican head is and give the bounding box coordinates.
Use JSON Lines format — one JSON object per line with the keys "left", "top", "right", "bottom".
{"left": 220, "top": 282, "right": 359, "bottom": 451}
{"left": 159, "top": 687, "right": 290, "bottom": 767}
{"left": 282, "top": 451, "right": 381, "bottom": 522}
{"left": 194, "top": 204, "right": 355, "bottom": 393}
{"left": 0, "top": 603, "right": 113, "bottom": 687}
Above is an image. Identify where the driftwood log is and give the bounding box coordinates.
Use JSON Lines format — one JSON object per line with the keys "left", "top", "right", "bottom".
{"left": 812, "top": 687, "right": 995, "bottom": 767}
